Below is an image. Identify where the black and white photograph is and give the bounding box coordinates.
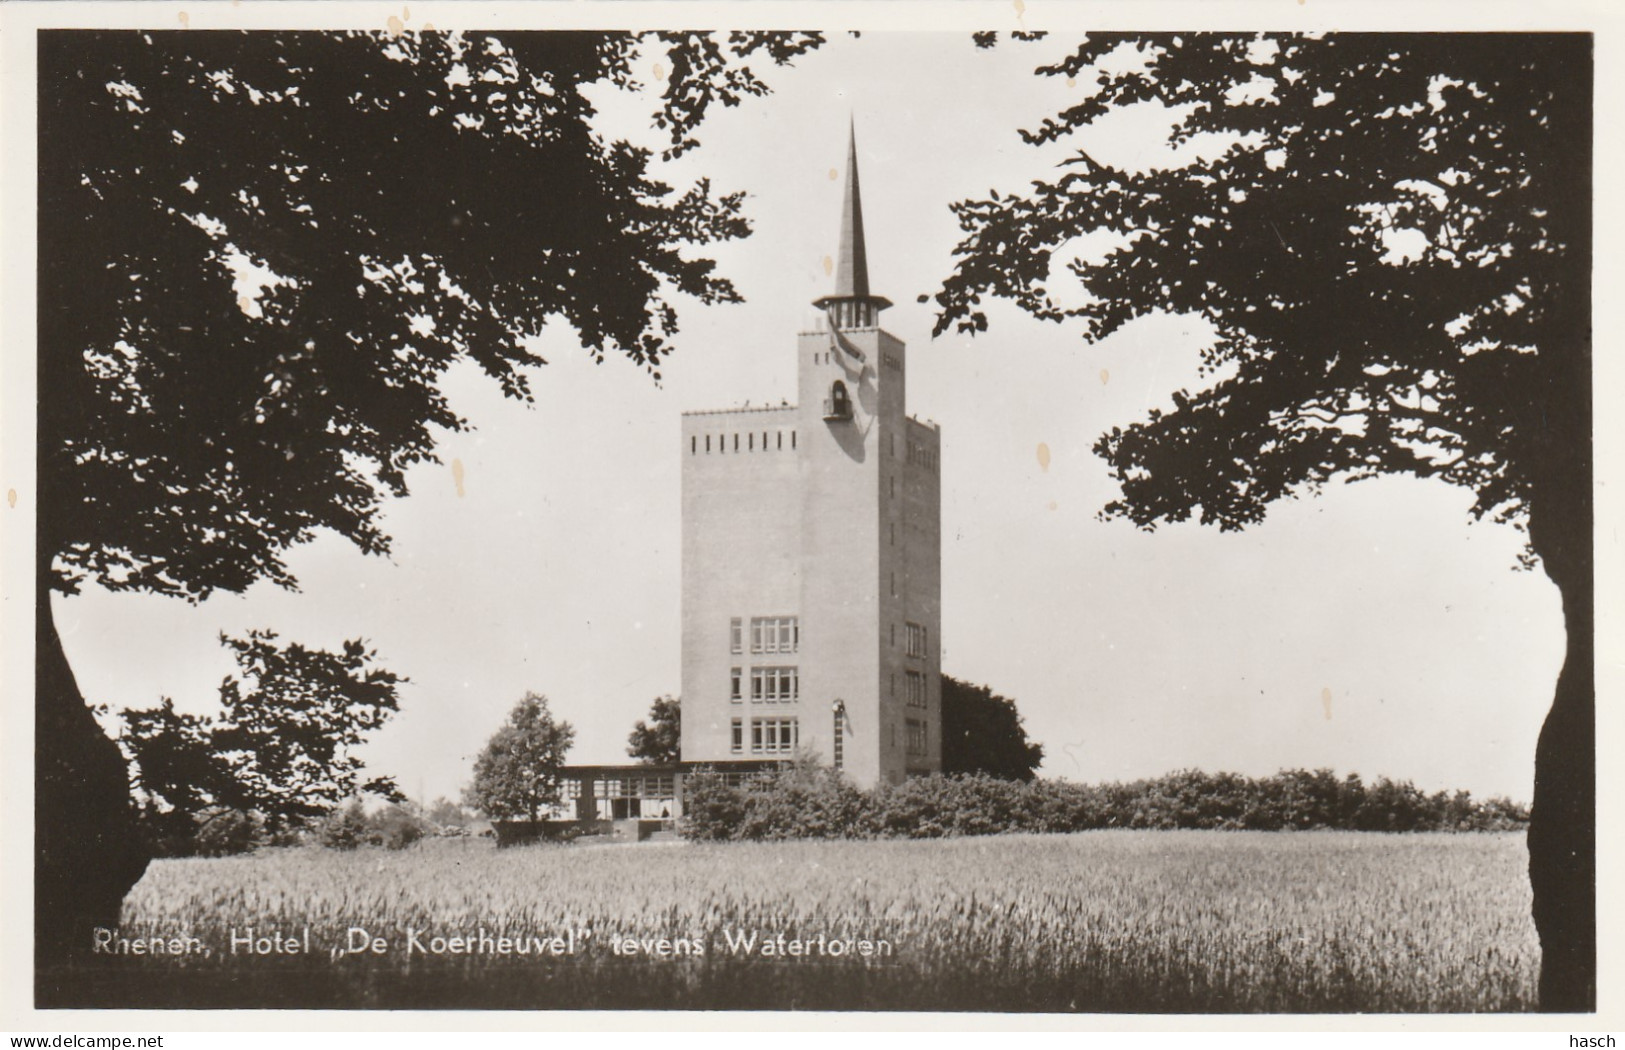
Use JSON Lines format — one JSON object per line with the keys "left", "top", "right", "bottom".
{"left": 2, "top": 0, "right": 1618, "bottom": 1026}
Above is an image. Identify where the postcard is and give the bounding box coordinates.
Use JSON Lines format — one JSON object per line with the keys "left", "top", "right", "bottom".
{"left": 3, "top": 0, "right": 1620, "bottom": 1033}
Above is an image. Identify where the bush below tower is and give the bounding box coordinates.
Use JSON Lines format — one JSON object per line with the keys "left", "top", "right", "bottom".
{"left": 677, "top": 767, "right": 1530, "bottom": 842}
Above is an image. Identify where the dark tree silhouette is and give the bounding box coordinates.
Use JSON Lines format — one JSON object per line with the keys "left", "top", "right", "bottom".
{"left": 940, "top": 676, "right": 1045, "bottom": 781}
{"left": 465, "top": 692, "right": 575, "bottom": 822}
{"left": 627, "top": 695, "right": 682, "bottom": 765}
{"left": 932, "top": 33, "right": 1591, "bottom": 1009}
{"left": 36, "top": 28, "right": 820, "bottom": 975}
{"left": 120, "top": 630, "right": 403, "bottom": 846}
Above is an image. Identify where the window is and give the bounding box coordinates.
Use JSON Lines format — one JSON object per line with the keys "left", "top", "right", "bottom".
{"left": 691, "top": 436, "right": 696, "bottom": 454}
{"left": 907, "top": 441, "right": 939, "bottom": 472}
{"left": 591, "top": 774, "right": 677, "bottom": 801}
{"left": 705, "top": 435, "right": 711, "bottom": 453}
{"left": 890, "top": 623, "right": 896, "bottom": 647}
{"left": 752, "top": 717, "right": 798, "bottom": 755}
{"left": 730, "top": 618, "right": 742, "bottom": 655}
{"left": 749, "top": 432, "right": 754, "bottom": 450}
{"left": 890, "top": 521, "right": 895, "bottom": 546}
{"left": 750, "top": 616, "right": 799, "bottom": 654}
{"left": 906, "top": 670, "right": 927, "bottom": 708}
{"left": 730, "top": 667, "right": 742, "bottom": 703}
{"left": 906, "top": 622, "right": 928, "bottom": 658}
{"left": 751, "top": 666, "right": 799, "bottom": 703}
{"left": 731, "top": 718, "right": 743, "bottom": 755}
{"left": 824, "top": 380, "right": 852, "bottom": 422}
{"left": 906, "top": 718, "right": 928, "bottom": 756}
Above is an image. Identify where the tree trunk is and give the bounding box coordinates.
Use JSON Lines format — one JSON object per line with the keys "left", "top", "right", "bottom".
{"left": 35, "top": 575, "right": 152, "bottom": 986}
{"left": 1524, "top": 31, "right": 1595, "bottom": 1013}
{"left": 1527, "top": 546, "right": 1594, "bottom": 1012}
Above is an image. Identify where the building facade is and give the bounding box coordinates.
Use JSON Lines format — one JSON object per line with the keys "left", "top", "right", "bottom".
{"left": 679, "top": 131, "right": 942, "bottom": 788}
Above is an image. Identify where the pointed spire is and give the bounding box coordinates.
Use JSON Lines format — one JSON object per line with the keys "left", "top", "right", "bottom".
{"left": 814, "top": 119, "right": 891, "bottom": 326}
{"left": 833, "top": 119, "right": 871, "bottom": 300}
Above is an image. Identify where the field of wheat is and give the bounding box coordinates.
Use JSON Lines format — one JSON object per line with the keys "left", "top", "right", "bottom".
{"left": 49, "top": 830, "right": 1538, "bottom": 1011}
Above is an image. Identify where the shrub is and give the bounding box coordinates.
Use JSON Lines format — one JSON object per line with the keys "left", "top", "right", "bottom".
{"left": 313, "top": 800, "right": 429, "bottom": 850}
{"left": 874, "top": 774, "right": 1031, "bottom": 837}
{"left": 137, "top": 803, "right": 309, "bottom": 856}
{"left": 318, "top": 799, "right": 370, "bottom": 850}
{"left": 677, "top": 770, "right": 749, "bottom": 841}
{"left": 136, "top": 806, "right": 208, "bottom": 858}
{"left": 425, "top": 797, "right": 475, "bottom": 834}
{"left": 194, "top": 808, "right": 265, "bottom": 856}
{"left": 365, "top": 804, "right": 428, "bottom": 850}
{"left": 677, "top": 768, "right": 1530, "bottom": 843}
{"left": 737, "top": 766, "right": 876, "bottom": 840}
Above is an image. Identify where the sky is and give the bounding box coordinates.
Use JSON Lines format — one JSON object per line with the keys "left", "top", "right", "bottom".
{"left": 51, "top": 28, "right": 1568, "bottom": 806}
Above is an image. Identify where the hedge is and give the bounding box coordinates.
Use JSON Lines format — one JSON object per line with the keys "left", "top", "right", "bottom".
{"left": 678, "top": 767, "right": 1529, "bottom": 842}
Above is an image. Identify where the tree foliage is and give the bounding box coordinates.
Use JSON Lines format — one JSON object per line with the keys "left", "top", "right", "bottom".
{"left": 932, "top": 33, "right": 1592, "bottom": 1009}
{"left": 39, "top": 29, "right": 822, "bottom": 603}
{"left": 934, "top": 34, "right": 1588, "bottom": 561}
{"left": 119, "top": 629, "right": 403, "bottom": 839}
{"left": 940, "top": 675, "right": 1045, "bottom": 781}
{"left": 34, "top": 27, "right": 819, "bottom": 965}
{"left": 465, "top": 692, "right": 575, "bottom": 822}
{"left": 626, "top": 694, "right": 682, "bottom": 765}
